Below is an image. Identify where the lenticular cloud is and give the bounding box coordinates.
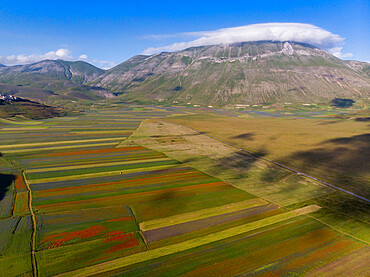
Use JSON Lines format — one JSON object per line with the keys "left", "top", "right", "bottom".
{"left": 143, "top": 23, "right": 344, "bottom": 55}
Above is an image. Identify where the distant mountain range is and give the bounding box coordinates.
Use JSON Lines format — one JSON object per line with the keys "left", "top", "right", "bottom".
{"left": 1, "top": 41, "right": 369, "bottom": 105}
{"left": 0, "top": 60, "right": 114, "bottom": 103}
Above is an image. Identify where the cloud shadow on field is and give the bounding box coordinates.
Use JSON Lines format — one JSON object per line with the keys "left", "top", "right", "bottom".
{"left": 152, "top": 190, "right": 189, "bottom": 215}
{"left": 285, "top": 133, "right": 370, "bottom": 197}
{"left": 0, "top": 173, "right": 15, "bottom": 202}
{"left": 213, "top": 149, "right": 268, "bottom": 178}
{"left": 354, "top": 117, "right": 370, "bottom": 122}
{"left": 231, "top": 132, "right": 255, "bottom": 141}
{"left": 264, "top": 133, "right": 370, "bottom": 219}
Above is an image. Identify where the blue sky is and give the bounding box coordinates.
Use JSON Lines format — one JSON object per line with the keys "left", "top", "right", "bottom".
{"left": 0, "top": 0, "right": 368, "bottom": 68}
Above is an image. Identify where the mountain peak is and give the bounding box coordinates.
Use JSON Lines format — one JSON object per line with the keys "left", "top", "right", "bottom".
{"left": 282, "top": 42, "right": 294, "bottom": 55}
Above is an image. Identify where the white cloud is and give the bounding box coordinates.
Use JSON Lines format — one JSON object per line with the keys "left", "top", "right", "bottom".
{"left": 0, "top": 49, "right": 116, "bottom": 69}
{"left": 0, "top": 48, "right": 73, "bottom": 65}
{"left": 143, "top": 23, "right": 345, "bottom": 55}
{"left": 328, "top": 47, "right": 353, "bottom": 59}
{"left": 78, "top": 54, "right": 117, "bottom": 69}
{"left": 88, "top": 59, "right": 116, "bottom": 70}
{"left": 78, "top": 54, "right": 88, "bottom": 60}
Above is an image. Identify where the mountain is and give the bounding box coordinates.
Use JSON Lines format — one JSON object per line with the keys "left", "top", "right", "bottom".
{"left": 0, "top": 60, "right": 114, "bottom": 103}
{"left": 91, "top": 41, "right": 370, "bottom": 105}
{"left": 345, "top": 60, "right": 370, "bottom": 78}
{"left": 0, "top": 64, "right": 5, "bottom": 67}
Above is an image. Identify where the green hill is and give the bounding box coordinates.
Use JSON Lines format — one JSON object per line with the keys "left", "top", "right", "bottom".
{"left": 0, "top": 60, "right": 114, "bottom": 103}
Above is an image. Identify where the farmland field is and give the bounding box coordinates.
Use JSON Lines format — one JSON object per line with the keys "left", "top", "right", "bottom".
{"left": 0, "top": 106, "right": 369, "bottom": 276}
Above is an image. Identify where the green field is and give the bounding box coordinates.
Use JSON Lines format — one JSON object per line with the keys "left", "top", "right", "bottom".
{"left": 0, "top": 106, "right": 368, "bottom": 276}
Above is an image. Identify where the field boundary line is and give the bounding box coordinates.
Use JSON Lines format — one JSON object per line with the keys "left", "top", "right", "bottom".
{"left": 279, "top": 172, "right": 295, "bottom": 183}
{"left": 116, "top": 120, "right": 146, "bottom": 148}
{"left": 55, "top": 205, "right": 318, "bottom": 277}
{"left": 11, "top": 190, "right": 17, "bottom": 218}
{"left": 0, "top": 137, "right": 127, "bottom": 149}
{"left": 128, "top": 205, "right": 149, "bottom": 251}
{"left": 306, "top": 214, "right": 369, "bottom": 245}
{"left": 179, "top": 124, "right": 370, "bottom": 203}
{"left": 28, "top": 164, "right": 178, "bottom": 184}
{"left": 26, "top": 157, "right": 172, "bottom": 173}
{"left": 140, "top": 198, "right": 268, "bottom": 231}
{"left": 1, "top": 142, "right": 120, "bottom": 154}
{"left": 22, "top": 170, "right": 38, "bottom": 277}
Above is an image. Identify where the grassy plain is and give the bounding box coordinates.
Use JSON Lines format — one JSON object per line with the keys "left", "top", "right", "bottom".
{"left": 0, "top": 106, "right": 368, "bottom": 276}
{"left": 167, "top": 113, "right": 370, "bottom": 198}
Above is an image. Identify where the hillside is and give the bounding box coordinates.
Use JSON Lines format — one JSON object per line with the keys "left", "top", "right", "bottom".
{"left": 0, "top": 60, "right": 114, "bottom": 103}
{"left": 92, "top": 41, "right": 370, "bottom": 105}
{"left": 0, "top": 97, "right": 66, "bottom": 119}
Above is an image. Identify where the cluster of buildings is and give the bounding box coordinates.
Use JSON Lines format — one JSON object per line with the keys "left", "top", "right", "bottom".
{"left": 0, "top": 94, "right": 18, "bottom": 101}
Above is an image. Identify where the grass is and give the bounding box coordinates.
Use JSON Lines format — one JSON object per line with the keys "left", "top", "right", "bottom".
{"left": 129, "top": 118, "right": 369, "bottom": 243}
{"left": 1, "top": 106, "right": 369, "bottom": 276}
{"left": 132, "top": 188, "right": 255, "bottom": 222}
{"left": 0, "top": 254, "right": 32, "bottom": 276}
{"left": 1, "top": 141, "right": 121, "bottom": 154}
{"left": 140, "top": 198, "right": 267, "bottom": 231}
{"left": 13, "top": 191, "right": 30, "bottom": 216}
{"left": 0, "top": 216, "right": 32, "bottom": 257}
{"left": 0, "top": 137, "right": 126, "bottom": 149}
{"left": 25, "top": 157, "right": 171, "bottom": 174}
{"left": 36, "top": 231, "right": 146, "bottom": 276}
{"left": 27, "top": 159, "right": 178, "bottom": 180}
{"left": 167, "top": 113, "right": 369, "bottom": 198}
{"left": 56, "top": 206, "right": 320, "bottom": 277}
{"left": 28, "top": 164, "right": 179, "bottom": 184}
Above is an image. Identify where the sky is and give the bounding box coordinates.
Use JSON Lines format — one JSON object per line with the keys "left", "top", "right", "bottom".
{"left": 0, "top": 0, "right": 368, "bottom": 68}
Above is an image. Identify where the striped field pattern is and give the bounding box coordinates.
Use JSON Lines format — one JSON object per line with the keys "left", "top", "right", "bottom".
{"left": 0, "top": 107, "right": 368, "bottom": 276}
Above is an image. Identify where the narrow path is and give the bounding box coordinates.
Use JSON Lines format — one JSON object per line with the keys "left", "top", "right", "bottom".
{"left": 22, "top": 170, "right": 38, "bottom": 277}
{"left": 279, "top": 172, "right": 295, "bottom": 183}
{"left": 127, "top": 205, "right": 149, "bottom": 251}
{"left": 305, "top": 214, "right": 369, "bottom": 245}
{"left": 180, "top": 124, "right": 369, "bottom": 203}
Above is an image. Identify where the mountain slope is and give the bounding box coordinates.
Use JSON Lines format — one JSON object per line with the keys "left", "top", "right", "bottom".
{"left": 0, "top": 97, "right": 66, "bottom": 119}
{"left": 0, "top": 60, "right": 114, "bottom": 103}
{"left": 0, "top": 60, "right": 104, "bottom": 84}
{"left": 92, "top": 41, "right": 370, "bottom": 105}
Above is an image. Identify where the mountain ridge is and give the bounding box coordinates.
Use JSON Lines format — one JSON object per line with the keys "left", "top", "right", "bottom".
{"left": 0, "top": 60, "right": 114, "bottom": 103}
{"left": 90, "top": 41, "right": 370, "bottom": 105}
{"left": 0, "top": 41, "right": 369, "bottom": 106}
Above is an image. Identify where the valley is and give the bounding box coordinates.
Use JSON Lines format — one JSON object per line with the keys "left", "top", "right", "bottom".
{"left": 0, "top": 105, "right": 368, "bottom": 276}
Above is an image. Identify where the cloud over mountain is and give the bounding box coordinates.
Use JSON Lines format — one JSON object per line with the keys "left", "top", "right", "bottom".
{"left": 0, "top": 48, "right": 116, "bottom": 69}
{"left": 143, "top": 23, "right": 351, "bottom": 58}
{"left": 0, "top": 48, "right": 73, "bottom": 66}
